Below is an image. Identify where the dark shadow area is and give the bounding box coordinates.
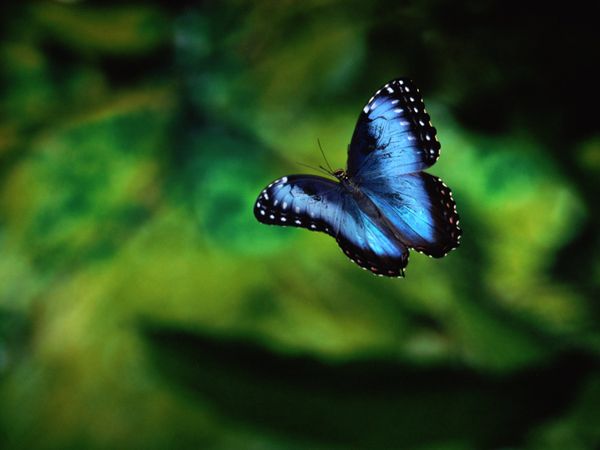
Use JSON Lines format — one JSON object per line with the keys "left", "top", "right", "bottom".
{"left": 143, "top": 323, "right": 598, "bottom": 449}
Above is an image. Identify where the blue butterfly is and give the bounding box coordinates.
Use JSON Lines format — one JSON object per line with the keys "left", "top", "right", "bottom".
{"left": 254, "top": 78, "right": 461, "bottom": 277}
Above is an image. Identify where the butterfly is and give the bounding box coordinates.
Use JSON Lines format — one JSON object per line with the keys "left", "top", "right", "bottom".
{"left": 254, "top": 78, "right": 461, "bottom": 277}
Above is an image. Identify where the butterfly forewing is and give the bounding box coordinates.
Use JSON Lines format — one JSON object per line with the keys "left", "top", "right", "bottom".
{"left": 347, "top": 78, "right": 440, "bottom": 182}
{"left": 254, "top": 175, "right": 342, "bottom": 236}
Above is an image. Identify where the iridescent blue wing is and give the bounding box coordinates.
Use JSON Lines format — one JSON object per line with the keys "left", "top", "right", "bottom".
{"left": 336, "top": 195, "right": 409, "bottom": 277}
{"left": 347, "top": 78, "right": 440, "bottom": 182}
{"left": 254, "top": 175, "right": 409, "bottom": 276}
{"left": 255, "top": 175, "right": 342, "bottom": 235}
{"left": 362, "top": 172, "right": 461, "bottom": 258}
{"left": 346, "top": 78, "right": 461, "bottom": 257}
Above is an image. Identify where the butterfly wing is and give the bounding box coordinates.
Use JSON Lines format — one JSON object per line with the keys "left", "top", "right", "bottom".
{"left": 255, "top": 175, "right": 342, "bottom": 235}
{"left": 347, "top": 78, "right": 440, "bottom": 182}
{"left": 346, "top": 78, "right": 461, "bottom": 257}
{"left": 254, "top": 175, "right": 409, "bottom": 276}
{"left": 338, "top": 199, "right": 409, "bottom": 277}
{"left": 362, "top": 172, "right": 461, "bottom": 257}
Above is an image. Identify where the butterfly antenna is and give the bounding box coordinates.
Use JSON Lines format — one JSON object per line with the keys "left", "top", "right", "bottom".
{"left": 317, "top": 139, "right": 334, "bottom": 173}
{"left": 319, "top": 165, "right": 333, "bottom": 176}
{"left": 296, "top": 161, "right": 332, "bottom": 177}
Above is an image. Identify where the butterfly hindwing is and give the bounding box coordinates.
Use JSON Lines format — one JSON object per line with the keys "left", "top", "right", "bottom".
{"left": 254, "top": 175, "right": 409, "bottom": 276}
{"left": 362, "top": 172, "right": 461, "bottom": 257}
{"left": 336, "top": 198, "right": 409, "bottom": 277}
{"left": 347, "top": 78, "right": 440, "bottom": 182}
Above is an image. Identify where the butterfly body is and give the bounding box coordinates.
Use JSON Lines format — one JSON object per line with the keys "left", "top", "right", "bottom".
{"left": 254, "top": 78, "right": 461, "bottom": 277}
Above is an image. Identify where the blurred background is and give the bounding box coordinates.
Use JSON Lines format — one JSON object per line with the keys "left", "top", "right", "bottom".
{"left": 0, "top": 1, "right": 598, "bottom": 449}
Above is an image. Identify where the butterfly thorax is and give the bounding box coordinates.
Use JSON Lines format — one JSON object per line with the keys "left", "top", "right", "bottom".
{"left": 335, "top": 169, "right": 365, "bottom": 198}
{"left": 334, "top": 168, "right": 361, "bottom": 196}
{"left": 333, "top": 168, "right": 348, "bottom": 180}
{"left": 333, "top": 168, "right": 351, "bottom": 184}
